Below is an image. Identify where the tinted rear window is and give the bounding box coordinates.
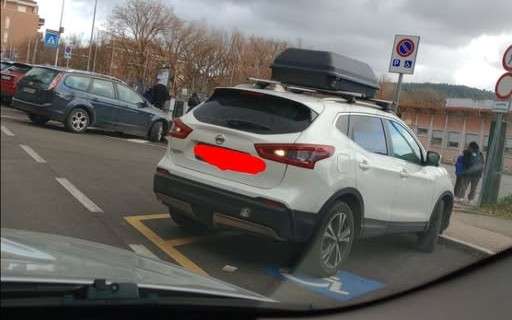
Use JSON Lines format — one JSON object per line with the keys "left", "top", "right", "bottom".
{"left": 9, "top": 64, "right": 31, "bottom": 73}
{"left": 193, "top": 89, "right": 316, "bottom": 134}
{"left": 22, "top": 67, "right": 60, "bottom": 86}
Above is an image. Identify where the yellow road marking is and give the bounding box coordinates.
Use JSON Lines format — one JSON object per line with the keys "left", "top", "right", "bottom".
{"left": 124, "top": 214, "right": 208, "bottom": 276}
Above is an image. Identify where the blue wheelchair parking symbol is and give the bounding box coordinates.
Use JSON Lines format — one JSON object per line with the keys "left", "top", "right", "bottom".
{"left": 266, "top": 266, "right": 384, "bottom": 302}
{"left": 404, "top": 60, "right": 413, "bottom": 68}
{"left": 392, "top": 59, "right": 401, "bottom": 67}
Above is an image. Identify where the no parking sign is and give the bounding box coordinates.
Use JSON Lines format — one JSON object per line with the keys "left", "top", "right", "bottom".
{"left": 389, "top": 35, "right": 420, "bottom": 74}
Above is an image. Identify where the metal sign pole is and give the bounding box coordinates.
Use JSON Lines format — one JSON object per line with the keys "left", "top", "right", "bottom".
{"left": 391, "top": 73, "right": 403, "bottom": 112}
{"left": 54, "top": 0, "right": 65, "bottom": 66}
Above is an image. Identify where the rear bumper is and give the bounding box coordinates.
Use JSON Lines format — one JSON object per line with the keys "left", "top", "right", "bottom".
{"left": 153, "top": 172, "right": 317, "bottom": 242}
{"left": 12, "top": 97, "right": 64, "bottom": 121}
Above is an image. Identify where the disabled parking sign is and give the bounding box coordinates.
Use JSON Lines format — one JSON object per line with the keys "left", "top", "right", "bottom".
{"left": 266, "top": 267, "right": 384, "bottom": 302}
{"left": 389, "top": 35, "right": 420, "bottom": 74}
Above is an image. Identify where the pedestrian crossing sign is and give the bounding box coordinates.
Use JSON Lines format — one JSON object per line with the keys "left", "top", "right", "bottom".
{"left": 45, "top": 30, "right": 60, "bottom": 48}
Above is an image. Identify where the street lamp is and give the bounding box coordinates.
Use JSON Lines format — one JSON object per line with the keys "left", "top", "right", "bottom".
{"left": 87, "top": 0, "right": 98, "bottom": 71}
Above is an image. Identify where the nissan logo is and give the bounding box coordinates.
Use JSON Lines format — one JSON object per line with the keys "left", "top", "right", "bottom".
{"left": 215, "top": 135, "right": 225, "bottom": 145}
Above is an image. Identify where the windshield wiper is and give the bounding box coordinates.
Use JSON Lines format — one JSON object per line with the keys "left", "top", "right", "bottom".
{"left": 1, "top": 279, "right": 139, "bottom": 301}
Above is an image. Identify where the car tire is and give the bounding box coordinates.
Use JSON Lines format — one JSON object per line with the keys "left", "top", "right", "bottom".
{"left": 416, "top": 199, "right": 444, "bottom": 253}
{"left": 28, "top": 114, "right": 49, "bottom": 125}
{"left": 298, "top": 201, "right": 355, "bottom": 277}
{"left": 65, "top": 108, "right": 90, "bottom": 133}
{"left": 149, "top": 121, "right": 164, "bottom": 142}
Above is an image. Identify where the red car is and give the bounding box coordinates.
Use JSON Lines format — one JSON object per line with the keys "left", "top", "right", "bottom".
{"left": 1, "top": 63, "right": 32, "bottom": 105}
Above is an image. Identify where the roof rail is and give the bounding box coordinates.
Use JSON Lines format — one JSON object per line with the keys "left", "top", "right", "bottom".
{"left": 246, "top": 77, "right": 393, "bottom": 112}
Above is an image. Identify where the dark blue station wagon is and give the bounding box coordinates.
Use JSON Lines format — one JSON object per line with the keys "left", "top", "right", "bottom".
{"left": 12, "top": 66, "right": 170, "bottom": 142}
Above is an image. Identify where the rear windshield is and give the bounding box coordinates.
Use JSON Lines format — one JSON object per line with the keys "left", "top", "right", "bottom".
{"left": 22, "top": 67, "right": 60, "bottom": 86}
{"left": 193, "top": 89, "right": 317, "bottom": 134}
{"left": 9, "top": 65, "right": 31, "bottom": 73}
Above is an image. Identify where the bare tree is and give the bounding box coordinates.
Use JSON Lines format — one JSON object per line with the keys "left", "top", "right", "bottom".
{"left": 108, "top": 0, "right": 176, "bottom": 89}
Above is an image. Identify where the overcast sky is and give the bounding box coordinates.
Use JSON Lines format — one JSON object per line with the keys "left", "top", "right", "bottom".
{"left": 38, "top": 0, "right": 512, "bottom": 90}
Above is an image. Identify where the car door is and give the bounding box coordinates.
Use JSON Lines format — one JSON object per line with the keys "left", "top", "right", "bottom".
{"left": 88, "top": 78, "right": 117, "bottom": 128}
{"left": 349, "top": 114, "right": 398, "bottom": 223}
{"left": 383, "top": 119, "right": 435, "bottom": 222}
{"left": 113, "top": 83, "right": 152, "bottom": 136}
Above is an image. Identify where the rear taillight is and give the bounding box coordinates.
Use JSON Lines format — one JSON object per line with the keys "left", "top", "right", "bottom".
{"left": 48, "top": 72, "right": 64, "bottom": 90}
{"left": 168, "top": 118, "right": 193, "bottom": 139}
{"left": 255, "top": 144, "right": 335, "bottom": 169}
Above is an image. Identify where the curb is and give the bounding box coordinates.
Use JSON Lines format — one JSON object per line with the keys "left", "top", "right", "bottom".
{"left": 439, "top": 234, "right": 495, "bottom": 256}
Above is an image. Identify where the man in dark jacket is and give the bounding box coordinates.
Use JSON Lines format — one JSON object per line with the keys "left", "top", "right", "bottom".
{"left": 187, "top": 92, "right": 201, "bottom": 111}
{"left": 460, "top": 142, "right": 485, "bottom": 202}
{"left": 144, "top": 81, "right": 170, "bottom": 110}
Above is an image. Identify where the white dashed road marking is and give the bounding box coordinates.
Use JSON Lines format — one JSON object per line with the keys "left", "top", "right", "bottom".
{"left": 1, "top": 125, "right": 15, "bottom": 136}
{"left": 129, "top": 244, "right": 159, "bottom": 259}
{"left": 20, "top": 144, "right": 47, "bottom": 163}
{"left": 55, "top": 177, "right": 104, "bottom": 213}
{"left": 126, "top": 138, "right": 149, "bottom": 144}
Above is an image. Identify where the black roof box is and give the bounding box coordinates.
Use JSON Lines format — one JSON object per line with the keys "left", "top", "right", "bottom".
{"left": 271, "top": 48, "right": 379, "bottom": 98}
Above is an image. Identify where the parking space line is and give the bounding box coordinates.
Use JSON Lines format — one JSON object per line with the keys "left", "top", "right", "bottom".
{"left": 124, "top": 214, "right": 208, "bottom": 276}
{"left": 1, "top": 114, "right": 25, "bottom": 121}
{"left": 20, "top": 145, "right": 46, "bottom": 163}
{"left": 126, "top": 138, "right": 149, "bottom": 144}
{"left": 55, "top": 178, "right": 104, "bottom": 213}
{"left": 440, "top": 234, "right": 495, "bottom": 255}
{"left": 129, "top": 244, "right": 160, "bottom": 259}
{"left": 1, "top": 125, "right": 15, "bottom": 136}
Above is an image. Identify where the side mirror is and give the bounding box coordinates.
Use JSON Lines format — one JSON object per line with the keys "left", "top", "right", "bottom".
{"left": 137, "top": 101, "right": 148, "bottom": 108}
{"left": 425, "top": 151, "right": 441, "bottom": 167}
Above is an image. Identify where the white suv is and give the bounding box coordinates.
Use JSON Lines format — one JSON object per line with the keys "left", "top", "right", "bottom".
{"left": 154, "top": 84, "right": 454, "bottom": 276}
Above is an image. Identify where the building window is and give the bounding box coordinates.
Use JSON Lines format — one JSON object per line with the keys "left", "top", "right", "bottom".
{"left": 17, "top": 5, "right": 27, "bottom": 13}
{"left": 3, "top": 32, "right": 8, "bottom": 43}
{"left": 506, "top": 137, "right": 512, "bottom": 154}
{"left": 5, "top": 16, "right": 10, "bottom": 29}
{"left": 465, "top": 133, "right": 480, "bottom": 148}
{"left": 431, "top": 130, "right": 444, "bottom": 146}
{"left": 448, "top": 132, "right": 460, "bottom": 148}
{"left": 417, "top": 127, "right": 429, "bottom": 136}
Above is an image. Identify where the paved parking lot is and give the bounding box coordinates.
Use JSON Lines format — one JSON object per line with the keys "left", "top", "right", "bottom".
{"left": 1, "top": 106, "right": 489, "bottom": 308}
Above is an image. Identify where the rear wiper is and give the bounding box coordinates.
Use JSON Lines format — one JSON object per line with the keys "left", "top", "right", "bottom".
{"left": 226, "top": 119, "right": 271, "bottom": 131}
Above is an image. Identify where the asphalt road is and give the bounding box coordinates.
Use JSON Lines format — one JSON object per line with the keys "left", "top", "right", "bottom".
{"left": 1, "top": 106, "right": 488, "bottom": 308}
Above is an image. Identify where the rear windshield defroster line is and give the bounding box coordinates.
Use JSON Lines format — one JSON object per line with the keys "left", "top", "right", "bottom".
{"left": 193, "top": 88, "right": 318, "bottom": 135}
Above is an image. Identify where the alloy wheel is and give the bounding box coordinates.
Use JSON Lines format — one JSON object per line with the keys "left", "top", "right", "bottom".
{"left": 320, "top": 210, "right": 351, "bottom": 269}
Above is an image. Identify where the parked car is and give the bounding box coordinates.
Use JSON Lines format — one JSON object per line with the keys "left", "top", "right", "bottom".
{"left": 153, "top": 82, "right": 454, "bottom": 276}
{"left": 0, "top": 60, "right": 14, "bottom": 71}
{"left": 12, "top": 66, "right": 170, "bottom": 142}
{"left": 1, "top": 62, "right": 32, "bottom": 105}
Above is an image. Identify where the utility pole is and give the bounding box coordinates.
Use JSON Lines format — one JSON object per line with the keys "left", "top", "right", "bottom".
{"left": 92, "top": 32, "right": 99, "bottom": 72}
{"left": 32, "top": 35, "right": 38, "bottom": 64}
{"left": 54, "top": 0, "right": 65, "bottom": 66}
{"left": 109, "top": 38, "right": 115, "bottom": 75}
{"left": 26, "top": 40, "right": 31, "bottom": 63}
{"left": 87, "top": 0, "right": 98, "bottom": 71}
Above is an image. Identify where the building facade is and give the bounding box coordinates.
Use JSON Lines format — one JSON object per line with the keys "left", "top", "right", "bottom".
{"left": 400, "top": 98, "right": 512, "bottom": 172}
{"left": 1, "top": 0, "right": 44, "bottom": 60}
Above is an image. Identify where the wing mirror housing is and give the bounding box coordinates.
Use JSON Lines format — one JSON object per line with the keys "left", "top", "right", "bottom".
{"left": 425, "top": 151, "right": 441, "bottom": 167}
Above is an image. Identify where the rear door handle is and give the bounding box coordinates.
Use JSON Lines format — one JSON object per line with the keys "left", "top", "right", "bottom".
{"left": 400, "top": 168, "right": 409, "bottom": 178}
{"left": 359, "top": 160, "right": 370, "bottom": 170}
